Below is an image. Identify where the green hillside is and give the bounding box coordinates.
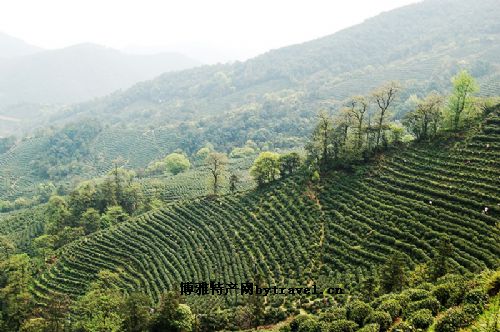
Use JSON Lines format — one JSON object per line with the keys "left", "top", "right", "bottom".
{"left": 33, "top": 108, "right": 500, "bottom": 309}
{"left": 56, "top": 0, "right": 500, "bottom": 134}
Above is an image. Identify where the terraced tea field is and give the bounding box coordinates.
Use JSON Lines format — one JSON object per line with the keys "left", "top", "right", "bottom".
{"left": 33, "top": 110, "right": 500, "bottom": 305}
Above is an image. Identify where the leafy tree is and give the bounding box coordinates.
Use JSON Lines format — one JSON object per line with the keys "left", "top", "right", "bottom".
{"left": 403, "top": 92, "right": 443, "bottom": 140}
{"left": 80, "top": 208, "right": 101, "bottom": 234}
{"left": 164, "top": 153, "right": 191, "bottom": 175}
{"left": 195, "top": 146, "right": 212, "bottom": 162}
{"left": 45, "top": 196, "right": 71, "bottom": 234}
{"left": 250, "top": 152, "right": 281, "bottom": 187}
{"left": 306, "top": 111, "right": 333, "bottom": 171}
{"left": 279, "top": 152, "right": 302, "bottom": 177}
{"left": 0, "top": 236, "right": 15, "bottom": 261}
{"left": 123, "top": 292, "right": 152, "bottom": 332}
{"left": 32, "top": 292, "right": 71, "bottom": 332}
{"left": 0, "top": 254, "right": 33, "bottom": 331}
{"left": 447, "top": 70, "right": 479, "bottom": 130}
{"left": 100, "top": 206, "right": 129, "bottom": 229}
{"left": 371, "top": 81, "right": 400, "bottom": 147}
{"left": 205, "top": 152, "right": 228, "bottom": 195}
{"left": 430, "top": 236, "right": 454, "bottom": 281}
{"left": 72, "top": 270, "right": 126, "bottom": 332}
{"left": 381, "top": 252, "right": 407, "bottom": 293}
{"left": 150, "top": 292, "right": 194, "bottom": 332}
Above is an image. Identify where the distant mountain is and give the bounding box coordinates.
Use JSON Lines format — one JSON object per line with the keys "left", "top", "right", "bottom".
{"left": 58, "top": 0, "right": 500, "bottom": 144}
{"left": 0, "top": 32, "right": 42, "bottom": 58}
{"left": 0, "top": 42, "right": 202, "bottom": 107}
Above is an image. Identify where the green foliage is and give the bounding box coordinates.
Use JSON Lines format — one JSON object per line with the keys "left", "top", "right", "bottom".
{"left": 347, "top": 300, "right": 373, "bottom": 325}
{"left": 434, "top": 305, "right": 478, "bottom": 332}
{"left": 408, "top": 308, "right": 434, "bottom": 329}
{"left": 230, "top": 146, "right": 255, "bottom": 158}
{"left": 377, "top": 299, "right": 402, "bottom": 320}
{"left": 326, "top": 319, "right": 359, "bottom": 332}
{"left": 0, "top": 254, "right": 33, "bottom": 332}
{"left": 72, "top": 270, "right": 127, "bottom": 332}
{"left": 164, "top": 153, "right": 191, "bottom": 175}
{"left": 405, "top": 296, "right": 441, "bottom": 316}
{"left": 250, "top": 151, "right": 281, "bottom": 186}
{"left": 364, "top": 311, "right": 392, "bottom": 332}
{"left": 446, "top": 70, "right": 480, "bottom": 130}
{"left": 381, "top": 252, "right": 407, "bottom": 293}
{"left": 150, "top": 292, "right": 193, "bottom": 332}
{"left": 279, "top": 152, "right": 302, "bottom": 177}
{"left": 356, "top": 323, "right": 380, "bottom": 332}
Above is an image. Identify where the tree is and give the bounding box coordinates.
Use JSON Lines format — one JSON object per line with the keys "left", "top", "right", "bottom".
{"left": 100, "top": 206, "right": 129, "bottom": 229}
{"left": 381, "top": 252, "right": 407, "bottom": 293}
{"left": 430, "top": 237, "right": 454, "bottom": 280}
{"left": 0, "top": 254, "right": 33, "bottom": 331}
{"left": 45, "top": 196, "right": 71, "bottom": 234}
{"left": 164, "top": 153, "right": 191, "bottom": 175}
{"left": 150, "top": 292, "right": 194, "bottom": 332}
{"left": 123, "top": 292, "right": 152, "bottom": 332}
{"left": 0, "top": 236, "right": 15, "bottom": 261}
{"left": 371, "top": 81, "right": 400, "bottom": 147}
{"left": 229, "top": 173, "right": 239, "bottom": 193}
{"left": 447, "top": 70, "right": 479, "bottom": 130}
{"left": 403, "top": 92, "right": 444, "bottom": 140}
{"left": 35, "top": 292, "right": 71, "bottom": 332}
{"left": 80, "top": 208, "right": 101, "bottom": 234}
{"left": 306, "top": 111, "right": 334, "bottom": 171}
{"left": 205, "top": 152, "right": 228, "bottom": 195}
{"left": 279, "top": 152, "right": 301, "bottom": 177}
{"left": 250, "top": 152, "right": 281, "bottom": 187}
{"left": 347, "top": 96, "right": 370, "bottom": 149}
{"left": 72, "top": 270, "right": 126, "bottom": 332}
{"left": 195, "top": 146, "right": 212, "bottom": 163}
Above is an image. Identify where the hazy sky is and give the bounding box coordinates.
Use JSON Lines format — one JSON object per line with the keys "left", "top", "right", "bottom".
{"left": 0, "top": 0, "right": 419, "bottom": 63}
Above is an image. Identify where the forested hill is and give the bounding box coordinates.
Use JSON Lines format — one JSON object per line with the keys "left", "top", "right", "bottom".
{"left": 59, "top": 0, "right": 500, "bottom": 128}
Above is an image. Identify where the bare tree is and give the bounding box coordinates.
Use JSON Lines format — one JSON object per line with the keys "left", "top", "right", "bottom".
{"left": 372, "top": 81, "right": 400, "bottom": 147}
{"left": 347, "top": 95, "right": 370, "bottom": 149}
{"left": 205, "top": 152, "right": 228, "bottom": 195}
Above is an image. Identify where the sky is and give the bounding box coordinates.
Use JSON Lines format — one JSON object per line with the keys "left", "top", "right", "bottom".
{"left": 0, "top": 0, "right": 419, "bottom": 64}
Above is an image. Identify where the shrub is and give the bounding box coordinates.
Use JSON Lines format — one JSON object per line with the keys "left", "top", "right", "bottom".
{"left": 463, "top": 288, "right": 488, "bottom": 308}
{"left": 378, "top": 299, "right": 402, "bottom": 320}
{"left": 325, "top": 319, "right": 358, "bottom": 332}
{"left": 364, "top": 311, "right": 392, "bottom": 332}
{"left": 434, "top": 305, "right": 476, "bottom": 332}
{"left": 408, "top": 309, "right": 434, "bottom": 329}
{"left": 403, "top": 288, "right": 432, "bottom": 301}
{"left": 290, "top": 315, "right": 314, "bottom": 332}
{"left": 485, "top": 270, "right": 500, "bottom": 296}
{"left": 391, "top": 320, "right": 415, "bottom": 332}
{"left": 319, "top": 307, "right": 347, "bottom": 322}
{"left": 405, "top": 296, "right": 441, "bottom": 316}
{"left": 356, "top": 323, "right": 380, "bottom": 332}
{"left": 347, "top": 300, "right": 373, "bottom": 325}
{"left": 433, "top": 275, "right": 467, "bottom": 307}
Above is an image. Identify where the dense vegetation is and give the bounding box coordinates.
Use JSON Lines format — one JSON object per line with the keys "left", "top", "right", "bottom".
{"left": 0, "top": 100, "right": 494, "bottom": 331}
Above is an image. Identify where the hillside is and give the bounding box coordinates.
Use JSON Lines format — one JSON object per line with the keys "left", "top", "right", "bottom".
{"left": 1, "top": 0, "right": 498, "bottom": 202}
{"left": 32, "top": 108, "right": 500, "bottom": 308}
{"left": 56, "top": 0, "right": 500, "bottom": 131}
